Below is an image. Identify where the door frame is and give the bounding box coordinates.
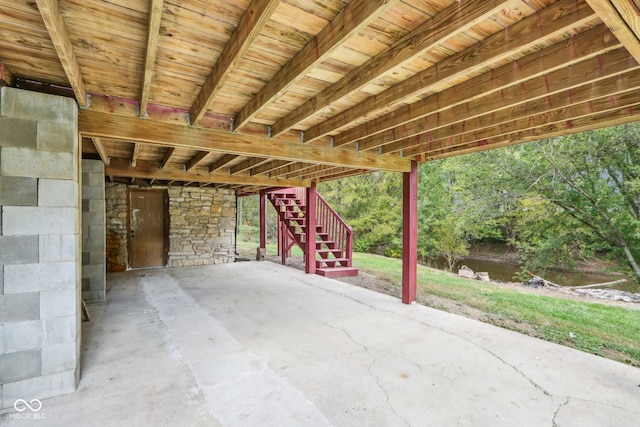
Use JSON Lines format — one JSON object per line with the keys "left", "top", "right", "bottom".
{"left": 127, "top": 188, "right": 170, "bottom": 268}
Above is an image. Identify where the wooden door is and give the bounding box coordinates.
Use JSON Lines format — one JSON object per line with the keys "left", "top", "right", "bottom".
{"left": 129, "top": 190, "right": 168, "bottom": 268}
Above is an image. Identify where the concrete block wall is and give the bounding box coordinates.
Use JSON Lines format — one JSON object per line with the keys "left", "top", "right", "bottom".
{"left": 82, "top": 160, "right": 105, "bottom": 302}
{"left": 0, "top": 88, "right": 80, "bottom": 409}
{"left": 104, "top": 184, "right": 236, "bottom": 269}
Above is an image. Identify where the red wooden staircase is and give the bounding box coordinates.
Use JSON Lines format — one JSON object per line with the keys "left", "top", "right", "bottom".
{"left": 268, "top": 188, "right": 358, "bottom": 278}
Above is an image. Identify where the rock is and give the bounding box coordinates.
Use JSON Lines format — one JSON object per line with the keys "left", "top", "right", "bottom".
{"left": 475, "top": 272, "right": 491, "bottom": 282}
{"left": 458, "top": 265, "right": 475, "bottom": 279}
{"left": 523, "top": 277, "right": 546, "bottom": 288}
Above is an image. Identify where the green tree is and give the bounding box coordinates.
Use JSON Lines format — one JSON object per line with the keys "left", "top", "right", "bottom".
{"left": 505, "top": 124, "right": 640, "bottom": 281}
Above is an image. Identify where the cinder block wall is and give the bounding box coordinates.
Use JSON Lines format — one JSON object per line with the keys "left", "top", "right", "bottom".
{"left": 105, "top": 183, "right": 236, "bottom": 270}
{"left": 82, "top": 160, "right": 105, "bottom": 302}
{"left": 0, "top": 88, "right": 81, "bottom": 409}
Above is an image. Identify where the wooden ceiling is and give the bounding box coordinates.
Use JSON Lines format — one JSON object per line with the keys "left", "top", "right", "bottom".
{"left": 1, "top": 0, "right": 639, "bottom": 193}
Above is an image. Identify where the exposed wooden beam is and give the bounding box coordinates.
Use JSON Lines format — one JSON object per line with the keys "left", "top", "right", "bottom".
{"left": 78, "top": 110, "right": 412, "bottom": 172}
{"left": 268, "top": 162, "right": 313, "bottom": 178}
{"left": 160, "top": 147, "right": 175, "bottom": 169}
{"left": 299, "top": 167, "right": 346, "bottom": 181}
{"left": 423, "top": 103, "right": 640, "bottom": 161}
{"left": 139, "top": 0, "right": 164, "bottom": 117}
{"left": 131, "top": 143, "right": 140, "bottom": 167}
{"left": 586, "top": 0, "right": 640, "bottom": 63}
{"left": 91, "top": 138, "right": 109, "bottom": 165}
{"left": 105, "top": 158, "right": 310, "bottom": 188}
{"left": 208, "top": 154, "right": 237, "bottom": 173}
{"left": 319, "top": 169, "right": 367, "bottom": 182}
{"left": 365, "top": 31, "right": 628, "bottom": 153}
{"left": 413, "top": 91, "right": 640, "bottom": 159}
{"left": 389, "top": 56, "right": 640, "bottom": 156}
{"left": 189, "top": 0, "right": 281, "bottom": 126}
{"left": 249, "top": 160, "right": 293, "bottom": 176}
{"left": 229, "top": 158, "right": 270, "bottom": 175}
{"left": 35, "top": 0, "right": 87, "bottom": 107}
{"left": 0, "top": 61, "right": 14, "bottom": 87}
{"left": 186, "top": 151, "right": 210, "bottom": 171}
{"left": 271, "top": 0, "right": 509, "bottom": 136}
{"left": 308, "top": 0, "right": 596, "bottom": 145}
{"left": 233, "top": 0, "right": 401, "bottom": 131}
{"left": 348, "top": 20, "right": 616, "bottom": 150}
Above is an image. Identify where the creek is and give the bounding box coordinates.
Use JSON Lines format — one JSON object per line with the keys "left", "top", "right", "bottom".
{"left": 430, "top": 256, "right": 638, "bottom": 293}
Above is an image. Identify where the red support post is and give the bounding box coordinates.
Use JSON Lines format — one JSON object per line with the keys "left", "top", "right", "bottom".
{"left": 259, "top": 190, "right": 267, "bottom": 259}
{"left": 402, "top": 161, "right": 418, "bottom": 304}
{"left": 305, "top": 183, "right": 317, "bottom": 274}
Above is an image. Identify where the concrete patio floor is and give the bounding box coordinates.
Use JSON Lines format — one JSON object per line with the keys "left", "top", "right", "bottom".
{"left": 2, "top": 261, "right": 640, "bottom": 426}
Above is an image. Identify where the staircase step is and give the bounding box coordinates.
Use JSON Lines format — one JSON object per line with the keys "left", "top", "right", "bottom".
{"left": 316, "top": 267, "right": 359, "bottom": 278}
{"left": 316, "top": 249, "right": 343, "bottom": 257}
{"left": 316, "top": 258, "right": 350, "bottom": 268}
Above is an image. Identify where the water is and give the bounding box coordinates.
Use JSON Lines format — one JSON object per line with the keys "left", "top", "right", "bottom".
{"left": 431, "top": 256, "right": 638, "bottom": 293}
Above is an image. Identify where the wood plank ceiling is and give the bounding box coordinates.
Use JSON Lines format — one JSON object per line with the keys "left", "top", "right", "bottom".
{"left": 1, "top": 0, "right": 639, "bottom": 193}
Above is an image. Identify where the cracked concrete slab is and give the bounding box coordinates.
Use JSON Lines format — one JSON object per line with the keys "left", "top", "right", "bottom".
{"left": 2, "top": 261, "right": 639, "bottom": 426}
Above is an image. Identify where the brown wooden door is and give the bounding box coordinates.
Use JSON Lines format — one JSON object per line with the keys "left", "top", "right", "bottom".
{"left": 129, "top": 190, "right": 168, "bottom": 268}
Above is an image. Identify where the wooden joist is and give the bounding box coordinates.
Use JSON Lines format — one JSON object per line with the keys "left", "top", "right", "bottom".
{"left": 34, "top": 0, "right": 87, "bottom": 107}
{"left": 105, "top": 157, "right": 310, "bottom": 188}
{"left": 233, "top": 0, "right": 402, "bottom": 131}
{"left": 586, "top": 0, "right": 640, "bottom": 63}
{"left": 208, "top": 154, "right": 237, "bottom": 173}
{"left": 309, "top": 0, "right": 596, "bottom": 146}
{"left": 139, "top": 0, "right": 164, "bottom": 116}
{"left": 91, "top": 138, "right": 109, "bottom": 165}
{"left": 271, "top": 0, "right": 509, "bottom": 136}
{"left": 189, "top": 0, "right": 281, "bottom": 125}
{"left": 186, "top": 151, "right": 210, "bottom": 171}
{"left": 359, "top": 26, "right": 625, "bottom": 153}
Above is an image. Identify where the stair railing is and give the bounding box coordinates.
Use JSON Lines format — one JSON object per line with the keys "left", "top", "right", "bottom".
{"left": 316, "top": 192, "right": 353, "bottom": 267}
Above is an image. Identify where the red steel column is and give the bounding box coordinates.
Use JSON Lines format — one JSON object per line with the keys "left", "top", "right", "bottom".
{"left": 402, "top": 161, "right": 418, "bottom": 304}
{"left": 259, "top": 190, "right": 267, "bottom": 255}
{"left": 305, "top": 183, "right": 317, "bottom": 274}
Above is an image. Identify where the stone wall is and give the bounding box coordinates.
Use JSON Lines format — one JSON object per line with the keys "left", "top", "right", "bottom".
{"left": 104, "top": 184, "right": 236, "bottom": 270}
{"left": 0, "top": 88, "right": 80, "bottom": 408}
{"left": 168, "top": 187, "right": 236, "bottom": 267}
{"left": 105, "top": 182, "right": 127, "bottom": 272}
{"left": 82, "top": 160, "right": 105, "bottom": 302}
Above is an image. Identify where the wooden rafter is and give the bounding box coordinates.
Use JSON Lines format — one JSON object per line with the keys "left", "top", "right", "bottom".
{"left": 186, "top": 151, "right": 210, "bottom": 171}
{"left": 271, "top": 0, "right": 509, "bottom": 136}
{"left": 410, "top": 91, "right": 640, "bottom": 158}
{"left": 0, "top": 61, "right": 13, "bottom": 87}
{"left": 91, "top": 138, "right": 109, "bottom": 164}
{"left": 78, "top": 110, "right": 412, "bottom": 172}
{"left": 208, "top": 154, "right": 237, "bottom": 173}
{"left": 249, "top": 160, "right": 293, "bottom": 176}
{"left": 160, "top": 147, "right": 175, "bottom": 169}
{"left": 586, "top": 0, "right": 640, "bottom": 63}
{"left": 105, "top": 158, "right": 310, "bottom": 188}
{"left": 387, "top": 53, "right": 640, "bottom": 156}
{"left": 189, "top": 0, "right": 281, "bottom": 126}
{"left": 34, "top": 0, "right": 87, "bottom": 107}
{"left": 229, "top": 158, "right": 270, "bottom": 175}
{"left": 358, "top": 25, "right": 622, "bottom": 152}
{"left": 268, "top": 162, "right": 314, "bottom": 178}
{"left": 139, "top": 0, "right": 164, "bottom": 117}
{"left": 308, "top": 0, "right": 596, "bottom": 145}
{"left": 131, "top": 143, "right": 141, "bottom": 167}
{"left": 233, "top": 0, "right": 402, "bottom": 131}
{"left": 422, "top": 103, "right": 640, "bottom": 161}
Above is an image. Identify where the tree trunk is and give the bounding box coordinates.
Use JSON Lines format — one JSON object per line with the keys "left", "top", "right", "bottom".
{"left": 621, "top": 243, "right": 640, "bottom": 282}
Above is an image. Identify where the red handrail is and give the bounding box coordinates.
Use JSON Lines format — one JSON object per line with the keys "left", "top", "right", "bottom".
{"left": 316, "top": 192, "right": 353, "bottom": 267}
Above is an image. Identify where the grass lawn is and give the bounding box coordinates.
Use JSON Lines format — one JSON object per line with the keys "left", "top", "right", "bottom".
{"left": 237, "top": 240, "right": 640, "bottom": 366}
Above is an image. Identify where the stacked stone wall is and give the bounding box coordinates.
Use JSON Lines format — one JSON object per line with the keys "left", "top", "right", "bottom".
{"left": 104, "top": 184, "right": 236, "bottom": 270}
